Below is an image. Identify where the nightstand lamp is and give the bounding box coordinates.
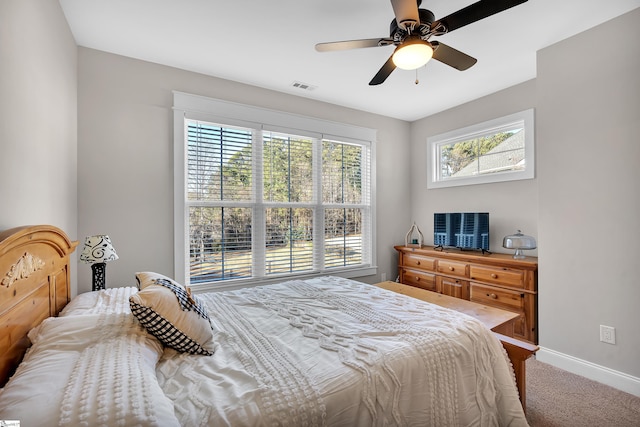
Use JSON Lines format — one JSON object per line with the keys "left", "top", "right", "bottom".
{"left": 502, "top": 230, "right": 536, "bottom": 259}
{"left": 80, "top": 234, "right": 119, "bottom": 291}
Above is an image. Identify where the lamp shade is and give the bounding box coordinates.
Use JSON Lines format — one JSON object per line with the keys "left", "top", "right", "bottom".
{"left": 79, "top": 235, "right": 119, "bottom": 264}
{"left": 502, "top": 230, "right": 536, "bottom": 259}
{"left": 392, "top": 39, "right": 433, "bottom": 70}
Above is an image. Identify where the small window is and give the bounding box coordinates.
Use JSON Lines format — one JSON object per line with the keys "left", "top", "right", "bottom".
{"left": 427, "top": 109, "right": 534, "bottom": 188}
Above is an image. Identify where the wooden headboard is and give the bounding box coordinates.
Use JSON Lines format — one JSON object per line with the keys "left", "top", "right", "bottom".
{"left": 0, "top": 225, "right": 77, "bottom": 386}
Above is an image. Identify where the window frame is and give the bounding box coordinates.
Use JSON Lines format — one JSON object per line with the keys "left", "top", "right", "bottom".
{"left": 426, "top": 109, "right": 535, "bottom": 189}
{"left": 173, "top": 92, "right": 377, "bottom": 291}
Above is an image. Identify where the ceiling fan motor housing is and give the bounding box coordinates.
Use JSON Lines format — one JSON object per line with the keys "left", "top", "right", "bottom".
{"left": 418, "top": 9, "right": 436, "bottom": 27}
{"left": 390, "top": 9, "right": 435, "bottom": 42}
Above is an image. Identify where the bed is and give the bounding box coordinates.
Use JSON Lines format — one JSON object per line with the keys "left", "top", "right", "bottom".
{"left": 0, "top": 225, "right": 530, "bottom": 426}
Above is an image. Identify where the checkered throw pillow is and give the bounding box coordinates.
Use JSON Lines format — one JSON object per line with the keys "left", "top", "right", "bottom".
{"left": 130, "top": 275, "right": 214, "bottom": 355}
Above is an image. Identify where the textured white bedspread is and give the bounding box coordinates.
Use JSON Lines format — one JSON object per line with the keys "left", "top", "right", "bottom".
{"left": 158, "top": 277, "right": 528, "bottom": 426}
{"left": 0, "top": 309, "right": 180, "bottom": 427}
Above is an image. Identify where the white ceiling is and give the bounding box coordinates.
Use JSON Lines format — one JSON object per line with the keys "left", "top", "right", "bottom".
{"left": 59, "top": 0, "right": 639, "bottom": 121}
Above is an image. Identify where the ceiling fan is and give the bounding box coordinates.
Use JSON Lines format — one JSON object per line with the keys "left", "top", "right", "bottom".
{"left": 315, "top": 0, "right": 528, "bottom": 85}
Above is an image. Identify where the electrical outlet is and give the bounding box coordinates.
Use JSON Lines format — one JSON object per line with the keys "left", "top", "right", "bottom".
{"left": 600, "top": 325, "right": 616, "bottom": 345}
{"left": 381, "top": 272, "right": 387, "bottom": 282}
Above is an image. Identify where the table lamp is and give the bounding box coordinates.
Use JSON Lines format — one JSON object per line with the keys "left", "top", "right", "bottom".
{"left": 79, "top": 234, "right": 118, "bottom": 291}
{"left": 502, "top": 230, "right": 536, "bottom": 259}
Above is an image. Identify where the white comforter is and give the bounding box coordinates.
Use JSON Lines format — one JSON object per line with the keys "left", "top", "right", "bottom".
{"left": 0, "top": 278, "right": 528, "bottom": 427}
{"left": 0, "top": 304, "right": 180, "bottom": 426}
{"left": 158, "top": 276, "right": 528, "bottom": 426}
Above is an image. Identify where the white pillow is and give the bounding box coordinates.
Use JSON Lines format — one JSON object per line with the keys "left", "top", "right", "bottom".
{"left": 130, "top": 274, "right": 215, "bottom": 355}
{"left": 60, "top": 286, "right": 138, "bottom": 316}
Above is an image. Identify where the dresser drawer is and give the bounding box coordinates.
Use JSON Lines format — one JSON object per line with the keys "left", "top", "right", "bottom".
{"left": 469, "top": 265, "right": 524, "bottom": 289}
{"left": 436, "top": 259, "right": 468, "bottom": 278}
{"left": 437, "top": 277, "right": 470, "bottom": 300}
{"left": 402, "top": 268, "right": 437, "bottom": 292}
{"left": 403, "top": 253, "right": 436, "bottom": 271}
{"left": 470, "top": 283, "right": 524, "bottom": 312}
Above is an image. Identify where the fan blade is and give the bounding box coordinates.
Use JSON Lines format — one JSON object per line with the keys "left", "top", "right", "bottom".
{"left": 432, "top": 0, "right": 528, "bottom": 33}
{"left": 315, "top": 38, "right": 393, "bottom": 52}
{"left": 369, "top": 55, "right": 397, "bottom": 86}
{"left": 431, "top": 41, "right": 477, "bottom": 71}
{"left": 391, "top": 0, "right": 420, "bottom": 31}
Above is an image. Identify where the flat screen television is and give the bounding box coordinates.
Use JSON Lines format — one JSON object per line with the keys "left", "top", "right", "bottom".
{"left": 434, "top": 212, "right": 489, "bottom": 252}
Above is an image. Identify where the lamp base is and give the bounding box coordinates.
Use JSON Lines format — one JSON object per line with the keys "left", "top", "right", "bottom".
{"left": 91, "top": 262, "right": 106, "bottom": 291}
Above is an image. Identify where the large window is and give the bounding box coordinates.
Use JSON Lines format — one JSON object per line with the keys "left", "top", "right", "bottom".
{"left": 174, "top": 92, "right": 375, "bottom": 289}
{"left": 427, "top": 109, "right": 534, "bottom": 188}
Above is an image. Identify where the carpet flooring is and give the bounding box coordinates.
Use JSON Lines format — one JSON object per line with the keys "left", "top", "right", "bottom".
{"left": 525, "top": 358, "right": 640, "bottom": 426}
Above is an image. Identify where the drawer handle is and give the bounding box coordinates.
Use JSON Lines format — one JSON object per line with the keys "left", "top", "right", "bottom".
{"left": 448, "top": 266, "right": 454, "bottom": 271}
{"left": 416, "top": 261, "right": 421, "bottom": 265}
{"left": 486, "top": 293, "right": 498, "bottom": 299}
{"left": 490, "top": 273, "right": 498, "bottom": 279}
{"left": 415, "top": 277, "right": 420, "bottom": 281}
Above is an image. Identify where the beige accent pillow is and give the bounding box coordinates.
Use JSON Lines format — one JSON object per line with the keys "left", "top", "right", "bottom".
{"left": 135, "top": 271, "right": 184, "bottom": 290}
{"left": 129, "top": 274, "right": 214, "bottom": 355}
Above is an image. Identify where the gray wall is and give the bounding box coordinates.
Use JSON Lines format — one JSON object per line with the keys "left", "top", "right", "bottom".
{"left": 0, "top": 0, "right": 78, "bottom": 290}
{"left": 410, "top": 9, "right": 639, "bottom": 382}
{"left": 77, "top": 48, "right": 411, "bottom": 291}
{"left": 410, "top": 80, "right": 538, "bottom": 255}
{"left": 536, "top": 9, "right": 640, "bottom": 378}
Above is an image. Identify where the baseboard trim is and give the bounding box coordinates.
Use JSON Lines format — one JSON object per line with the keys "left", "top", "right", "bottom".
{"left": 536, "top": 347, "right": 640, "bottom": 397}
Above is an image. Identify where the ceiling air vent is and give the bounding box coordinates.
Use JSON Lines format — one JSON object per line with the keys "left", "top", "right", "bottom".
{"left": 291, "top": 81, "right": 317, "bottom": 91}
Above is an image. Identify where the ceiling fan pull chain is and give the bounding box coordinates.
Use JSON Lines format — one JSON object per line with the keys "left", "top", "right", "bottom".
{"left": 415, "top": 69, "right": 419, "bottom": 85}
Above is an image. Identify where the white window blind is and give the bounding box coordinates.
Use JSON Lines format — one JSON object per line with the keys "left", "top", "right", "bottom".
{"left": 174, "top": 92, "right": 376, "bottom": 289}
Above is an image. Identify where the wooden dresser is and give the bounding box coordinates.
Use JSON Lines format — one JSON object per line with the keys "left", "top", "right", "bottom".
{"left": 395, "top": 245, "right": 538, "bottom": 344}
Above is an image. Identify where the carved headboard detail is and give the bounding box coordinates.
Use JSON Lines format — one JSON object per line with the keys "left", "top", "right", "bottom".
{"left": 2, "top": 252, "right": 46, "bottom": 288}
{"left": 0, "top": 225, "right": 78, "bottom": 386}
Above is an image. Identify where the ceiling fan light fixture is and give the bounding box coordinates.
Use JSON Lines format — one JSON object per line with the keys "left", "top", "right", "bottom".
{"left": 392, "top": 39, "right": 433, "bottom": 70}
